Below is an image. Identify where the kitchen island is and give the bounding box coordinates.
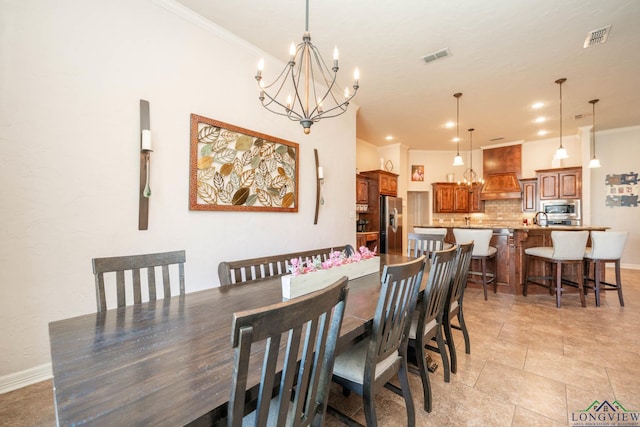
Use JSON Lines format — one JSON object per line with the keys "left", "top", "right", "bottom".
{"left": 413, "top": 224, "right": 608, "bottom": 295}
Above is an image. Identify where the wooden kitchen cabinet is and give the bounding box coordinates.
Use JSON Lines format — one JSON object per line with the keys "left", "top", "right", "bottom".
{"left": 356, "top": 174, "right": 369, "bottom": 204}
{"left": 432, "top": 182, "right": 483, "bottom": 213}
{"left": 537, "top": 167, "right": 581, "bottom": 200}
{"left": 520, "top": 178, "right": 538, "bottom": 212}
{"left": 468, "top": 183, "right": 484, "bottom": 212}
{"left": 356, "top": 232, "right": 379, "bottom": 252}
{"left": 360, "top": 170, "right": 398, "bottom": 197}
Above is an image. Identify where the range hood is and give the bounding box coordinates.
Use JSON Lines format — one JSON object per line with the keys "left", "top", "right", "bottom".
{"left": 480, "top": 172, "right": 522, "bottom": 200}
{"left": 480, "top": 144, "right": 523, "bottom": 200}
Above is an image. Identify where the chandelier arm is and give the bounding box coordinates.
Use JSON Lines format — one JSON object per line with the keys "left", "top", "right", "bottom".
{"left": 260, "top": 91, "right": 304, "bottom": 121}
{"left": 312, "top": 86, "right": 359, "bottom": 119}
{"left": 260, "top": 75, "right": 291, "bottom": 111}
{"left": 290, "top": 51, "right": 309, "bottom": 119}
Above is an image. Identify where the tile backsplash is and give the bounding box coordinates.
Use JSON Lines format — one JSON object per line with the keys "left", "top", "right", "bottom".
{"left": 431, "top": 199, "right": 534, "bottom": 227}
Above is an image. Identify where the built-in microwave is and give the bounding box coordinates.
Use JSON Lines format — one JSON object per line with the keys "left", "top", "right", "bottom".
{"left": 540, "top": 199, "right": 581, "bottom": 225}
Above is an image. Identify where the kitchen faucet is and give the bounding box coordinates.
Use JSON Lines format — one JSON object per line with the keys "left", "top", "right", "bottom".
{"left": 534, "top": 211, "right": 548, "bottom": 227}
{"left": 464, "top": 216, "right": 471, "bottom": 226}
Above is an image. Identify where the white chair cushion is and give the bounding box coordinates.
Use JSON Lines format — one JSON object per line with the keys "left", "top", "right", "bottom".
{"left": 584, "top": 231, "right": 628, "bottom": 260}
{"left": 408, "top": 313, "right": 437, "bottom": 339}
{"left": 332, "top": 337, "right": 399, "bottom": 384}
{"left": 550, "top": 230, "right": 589, "bottom": 260}
{"left": 525, "top": 246, "right": 554, "bottom": 258}
{"left": 453, "top": 229, "right": 494, "bottom": 256}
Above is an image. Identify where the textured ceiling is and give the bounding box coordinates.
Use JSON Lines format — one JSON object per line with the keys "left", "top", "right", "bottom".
{"left": 174, "top": 0, "right": 640, "bottom": 150}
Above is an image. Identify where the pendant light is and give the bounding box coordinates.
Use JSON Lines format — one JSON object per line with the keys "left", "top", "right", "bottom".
{"left": 588, "top": 98, "right": 602, "bottom": 168}
{"left": 460, "top": 128, "right": 483, "bottom": 190}
{"left": 452, "top": 92, "right": 464, "bottom": 166}
{"left": 554, "top": 78, "right": 569, "bottom": 160}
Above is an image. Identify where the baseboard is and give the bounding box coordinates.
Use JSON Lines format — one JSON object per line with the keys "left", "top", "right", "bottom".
{"left": 0, "top": 363, "right": 52, "bottom": 394}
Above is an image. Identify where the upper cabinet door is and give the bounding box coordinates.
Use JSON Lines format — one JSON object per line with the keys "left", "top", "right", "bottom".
{"left": 537, "top": 167, "right": 582, "bottom": 200}
{"left": 559, "top": 170, "right": 581, "bottom": 198}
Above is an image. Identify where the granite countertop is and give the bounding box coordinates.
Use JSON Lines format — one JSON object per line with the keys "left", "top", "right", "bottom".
{"left": 413, "top": 224, "right": 608, "bottom": 231}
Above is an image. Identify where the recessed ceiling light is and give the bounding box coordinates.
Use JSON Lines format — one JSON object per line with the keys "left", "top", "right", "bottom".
{"left": 531, "top": 102, "right": 544, "bottom": 109}
{"left": 534, "top": 116, "right": 546, "bottom": 123}
{"left": 385, "top": 135, "right": 394, "bottom": 140}
{"left": 538, "top": 130, "right": 548, "bottom": 136}
{"left": 444, "top": 121, "right": 455, "bottom": 128}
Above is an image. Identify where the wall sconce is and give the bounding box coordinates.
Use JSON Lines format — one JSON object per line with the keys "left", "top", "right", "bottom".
{"left": 139, "top": 99, "right": 152, "bottom": 230}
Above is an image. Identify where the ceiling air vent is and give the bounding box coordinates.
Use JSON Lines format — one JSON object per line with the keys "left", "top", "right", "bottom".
{"left": 584, "top": 25, "right": 612, "bottom": 48}
{"left": 421, "top": 48, "right": 451, "bottom": 64}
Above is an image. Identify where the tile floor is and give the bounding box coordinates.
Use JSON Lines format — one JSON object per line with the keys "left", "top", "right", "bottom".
{"left": 2, "top": 268, "right": 639, "bottom": 426}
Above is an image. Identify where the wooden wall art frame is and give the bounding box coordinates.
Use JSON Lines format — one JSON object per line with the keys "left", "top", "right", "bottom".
{"left": 189, "top": 114, "right": 299, "bottom": 212}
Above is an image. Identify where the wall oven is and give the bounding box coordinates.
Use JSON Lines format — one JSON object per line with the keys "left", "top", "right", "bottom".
{"left": 540, "top": 199, "right": 581, "bottom": 226}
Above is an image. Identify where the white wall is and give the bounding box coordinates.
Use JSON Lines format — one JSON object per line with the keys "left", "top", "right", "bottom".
{"left": 356, "top": 138, "right": 380, "bottom": 173}
{"left": 521, "top": 134, "right": 581, "bottom": 177}
{"left": 0, "top": 0, "right": 357, "bottom": 383}
{"left": 589, "top": 126, "right": 640, "bottom": 267}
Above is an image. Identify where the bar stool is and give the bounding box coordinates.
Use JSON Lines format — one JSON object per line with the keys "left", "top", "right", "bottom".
{"left": 414, "top": 227, "right": 454, "bottom": 249}
{"left": 523, "top": 230, "right": 588, "bottom": 308}
{"left": 584, "top": 231, "right": 628, "bottom": 307}
{"left": 452, "top": 229, "right": 497, "bottom": 300}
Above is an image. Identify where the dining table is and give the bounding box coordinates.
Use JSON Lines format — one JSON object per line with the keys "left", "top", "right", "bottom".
{"left": 48, "top": 253, "right": 416, "bottom": 426}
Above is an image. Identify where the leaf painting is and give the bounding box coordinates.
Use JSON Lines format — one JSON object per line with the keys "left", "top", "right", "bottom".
{"left": 189, "top": 114, "right": 299, "bottom": 212}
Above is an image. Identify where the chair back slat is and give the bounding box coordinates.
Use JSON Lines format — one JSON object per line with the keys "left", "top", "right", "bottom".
{"left": 229, "top": 277, "right": 349, "bottom": 427}
{"left": 369, "top": 256, "right": 427, "bottom": 368}
{"left": 219, "top": 245, "right": 353, "bottom": 286}
{"left": 92, "top": 250, "right": 186, "bottom": 312}
{"left": 417, "top": 247, "right": 458, "bottom": 335}
{"left": 448, "top": 242, "right": 474, "bottom": 309}
{"left": 407, "top": 233, "right": 445, "bottom": 258}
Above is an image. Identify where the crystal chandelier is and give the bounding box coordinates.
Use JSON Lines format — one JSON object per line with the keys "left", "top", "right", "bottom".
{"left": 554, "top": 78, "right": 569, "bottom": 160}
{"left": 452, "top": 92, "right": 464, "bottom": 166}
{"left": 459, "top": 128, "right": 484, "bottom": 191}
{"left": 254, "top": 0, "right": 359, "bottom": 134}
{"left": 588, "top": 98, "right": 602, "bottom": 168}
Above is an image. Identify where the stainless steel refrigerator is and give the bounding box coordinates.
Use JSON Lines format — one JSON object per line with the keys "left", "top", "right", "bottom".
{"left": 380, "top": 195, "right": 403, "bottom": 254}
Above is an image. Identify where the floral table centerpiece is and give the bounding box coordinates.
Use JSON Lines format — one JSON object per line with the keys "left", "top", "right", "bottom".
{"left": 281, "top": 246, "right": 379, "bottom": 299}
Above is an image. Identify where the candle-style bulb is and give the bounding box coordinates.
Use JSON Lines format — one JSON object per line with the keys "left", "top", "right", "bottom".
{"left": 353, "top": 68, "right": 360, "bottom": 87}
{"left": 289, "top": 43, "right": 296, "bottom": 61}
{"left": 257, "top": 58, "right": 264, "bottom": 77}
{"left": 286, "top": 94, "right": 292, "bottom": 110}
{"left": 333, "top": 46, "right": 339, "bottom": 68}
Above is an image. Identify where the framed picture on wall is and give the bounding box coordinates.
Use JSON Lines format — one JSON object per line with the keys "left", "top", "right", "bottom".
{"left": 189, "top": 114, "right": 299, "bottom": 212}
{"left": 411, "top": 165, "right": 424, "bottom": 181}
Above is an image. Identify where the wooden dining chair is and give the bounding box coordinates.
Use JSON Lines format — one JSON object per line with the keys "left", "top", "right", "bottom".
{"left": 218, "top": 245, "right": 354, "bottom": 286}
{"left": 407, "top": 246, "right": 457, "bottom": 413}
{"left": 92, "top": 250, "right": 186, "bottom": 312}
{"left": 443, "top": 242, "right": 474, "bottom": 376}
{"left": 329, "top": 256, "right": 427, "bottom": 427}
{"left": 228, "top": 276, "right": 349, "bottom": 427}
{"left": 407, "top": 232, "right": 446, "bottom": 259}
